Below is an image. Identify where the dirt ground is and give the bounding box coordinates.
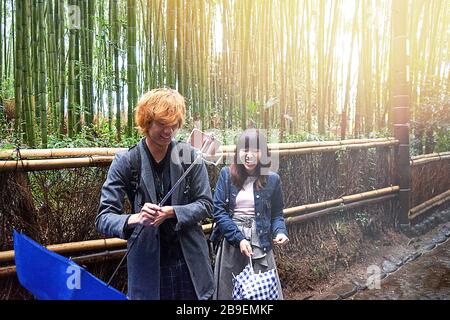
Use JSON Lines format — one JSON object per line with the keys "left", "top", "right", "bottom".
{"left": 283, "top": 230, "right": 409, "bottom": 299}
{"left": 283, "top": 209, "right": 450, "bottom": 300}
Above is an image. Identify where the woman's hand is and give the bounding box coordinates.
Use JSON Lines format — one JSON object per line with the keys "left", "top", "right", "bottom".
{"left": 273, "top": 233, "right": 289, "bottom": 245}
{"left": 239, "top": 239, "right": 253, "bottom": 257}
{"left": 128, "top": 203, "right": 162, "bottom": 227}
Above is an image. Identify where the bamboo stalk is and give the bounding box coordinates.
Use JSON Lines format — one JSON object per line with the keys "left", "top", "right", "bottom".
{"left": 285, "top": 186, "right": 399, "bottom": 217}
{"left": 0, "top": 156, "right": 114, "bottom": 172}
{"left": 0, "top": 249, "right": 127, "bottom": 278}
{"left": 0, "top": 140, "right": 399, "bottom": 172}
{"left": 217, "top": 140, "right": 399, "bottom": 160}
{"left": 0, "top": 140, "right": 397, "bottom": 159}
{"left": 269, "top": 141, "right": 398, "bottom": 156}
{"left": 409, "top": 189, "right": 450, "bottom": 220}
{"left": 0, "top": 238, "right": 126, "bottom": 264}
{"left": 0, "top": 266, "right": 15, "bottom": 277}
{"left": 218, "top": 141, "right": 398, "bottom": 160}
{"left": 285, "top": 194, "right": 398, "bottom": 225}
{"left": 0, "top": 139, "right": 398, "bottom": 160}
{"left": 0, "top": 148, "right": 127, "bottom": 159}
{"left": 410, "top": 153, "right": 450, "bottom": 166}
{"left": 126, "top": 0, "right": 137, "bottom": 138}
{"left": 412, "top": 153, "right": 440, "bottom": 161}
{"left": 283, "top": 198, "right": 343, "bottom": 217}
{"left": 219, "top": 138, "right": 397, "bottom": 152}
{"left": 411, "top": 152, "right": 450, "bottom": 161}
{"left": 0, "top": 138, "right": 394, "bottom": 159}
{"left": 341, "top": 186, "right": 399, "bottom": 204}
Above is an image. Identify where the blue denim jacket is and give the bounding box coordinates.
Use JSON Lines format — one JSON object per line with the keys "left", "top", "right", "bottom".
{"left": 211, "top": 167, "right": 288, "bottom": 252}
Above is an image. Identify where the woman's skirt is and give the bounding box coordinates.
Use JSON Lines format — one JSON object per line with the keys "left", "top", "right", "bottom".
{"left": 212, "top": 218, "right": 284, "bottom": 300}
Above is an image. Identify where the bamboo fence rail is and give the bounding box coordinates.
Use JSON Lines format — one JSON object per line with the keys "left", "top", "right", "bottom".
{"left": 0, "top": 148, "right": 127, "bottom": 159}
{"left": 0, "top": 190, "right": 399, "bottom": 277}
{"left": 284, "top": 186, "right": 399, "bottom": 217}
{"left": 0, "top": 238, "right": 126, "bottom": 263}
{"left": 0, "top": 156, "right": 114, "bottom": 171}
{"left": 285, "top": 194, "right": 397, "bottom": 225}
{"left": 410, "top": 152, "right": 450, "bottom": 161}
{"left": 219, "top": 138, "right": 397, "bottom": 152}
{"left": 0, "top": 249, "right": 128, "bottom": 277}
{"left": 0, "top": 140, "right": 399, "bottom": 172}
{"left": 409, "top": 189, "right": 450, "bottom": 220}
{"left": 1, "top": 140, "right": 447, "bottom": 277}
{"left": 410, "top": 152, "right": 450, "bottom": 166}
{"left": 0, "top": 138, "right": 397, "bottom": 159}
{"left": 0, "top": 185, "right": 399, "bottom": 265}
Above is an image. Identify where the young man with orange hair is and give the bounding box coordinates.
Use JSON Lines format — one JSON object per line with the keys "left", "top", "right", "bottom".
{"left": 96, "top": 88, "right": 214, "bottom": 300}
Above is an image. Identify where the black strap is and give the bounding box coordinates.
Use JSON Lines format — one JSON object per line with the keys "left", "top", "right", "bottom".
{"left": 128, "top": 141, "right": 194, "bottom": 207}
{"left": 178, "top": 142, "right": 194, "bottom": 202}
{"left": 128, "top": 143, "right": 142, "bottom": 207}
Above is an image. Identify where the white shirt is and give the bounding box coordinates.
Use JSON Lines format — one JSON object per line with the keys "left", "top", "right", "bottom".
{"left": 234, "top": 176, "right": 257, "bottom": 217}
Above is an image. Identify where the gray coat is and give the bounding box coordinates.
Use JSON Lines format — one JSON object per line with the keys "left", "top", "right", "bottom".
{"left": 95, "top": 139, "right": 215, "bottom": 300}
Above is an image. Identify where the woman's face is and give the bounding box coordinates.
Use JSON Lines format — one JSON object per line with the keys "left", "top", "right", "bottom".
{"left": 239, "top": 148, "right": 261, "bottom": 174}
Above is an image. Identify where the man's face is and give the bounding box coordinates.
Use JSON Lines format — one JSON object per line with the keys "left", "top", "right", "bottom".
{"left": 147, "top": 120, "right": 179, "bottom": 148}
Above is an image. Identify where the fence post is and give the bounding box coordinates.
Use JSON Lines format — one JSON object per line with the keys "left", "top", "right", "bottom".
{"left": 391, "top": 0, "right": 410, "bottom": 225}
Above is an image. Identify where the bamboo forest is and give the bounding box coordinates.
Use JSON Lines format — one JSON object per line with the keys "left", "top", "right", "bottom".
{"left": 1, "top": 0, "right": 450, "bottom": 302}
{"left": 0, "top": 0, "right": 448, "bottom": 150}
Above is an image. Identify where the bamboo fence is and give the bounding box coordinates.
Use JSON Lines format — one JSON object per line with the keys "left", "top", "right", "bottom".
{"left": 0, "top": 185, "right": 399, "bottom": 267}
{"left": 0, "top": 139, "right": 399, "bottom": 172}
{"left": 409, "top": 189, "right": 450, "bottom": 220}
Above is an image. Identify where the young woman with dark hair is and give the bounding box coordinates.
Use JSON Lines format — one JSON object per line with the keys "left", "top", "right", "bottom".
{"left": 211, "top": 129, "right": 289, "bottom": 300}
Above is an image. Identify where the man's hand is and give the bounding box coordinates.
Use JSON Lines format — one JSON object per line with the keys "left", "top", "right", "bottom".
{"left": 150, "top": 206, "right": 175, "bottom": 227}
{"left": 128, "top": 203, "right": 161, "bottom": 227}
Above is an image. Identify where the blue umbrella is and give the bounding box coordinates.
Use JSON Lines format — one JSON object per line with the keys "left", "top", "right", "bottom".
{"left": 13, "top": 230, "right": 128, "bottom": 300}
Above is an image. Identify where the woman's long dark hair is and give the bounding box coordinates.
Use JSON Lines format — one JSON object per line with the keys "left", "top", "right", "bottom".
{"left": 230, "top": 129, "right": 271, "bottom": 190}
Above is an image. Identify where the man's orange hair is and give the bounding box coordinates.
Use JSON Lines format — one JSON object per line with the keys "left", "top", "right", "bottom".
{"left": 135, "top": 88, "right": 186, "bottom": 134}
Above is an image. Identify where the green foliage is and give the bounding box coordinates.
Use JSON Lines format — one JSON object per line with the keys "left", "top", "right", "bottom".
{"left": 334, "top": 221, "right": 349, "bottom": 236}
{"left": 434, "top": 127, "right": 450, "bottom": 153}
{"left": 309, "top": 264, "right": 326, "bottom": 279}
{"left": 282, "top": 131, "right": 328, "bottom": 143}
{"left": 246, "top": 99, "right": 258, "bottom": 127}
{"left": 367, "top": 128, "right": 391, "bottom": 139}
{"left": 0, "top": 78, "right": 14, "bottom": 100}
{"left": 46, "top": 119, "right": 141, "bottom": 148}
{"left": 355, "top": 210, "right": 370, "bottom": 228}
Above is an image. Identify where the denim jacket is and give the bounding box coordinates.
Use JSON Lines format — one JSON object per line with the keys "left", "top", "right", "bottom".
{"left": 96, "top": 139, "right": 214, "bottom": 300}
{"left": 210, "top": 167, "right": 288, "bottom": 252}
